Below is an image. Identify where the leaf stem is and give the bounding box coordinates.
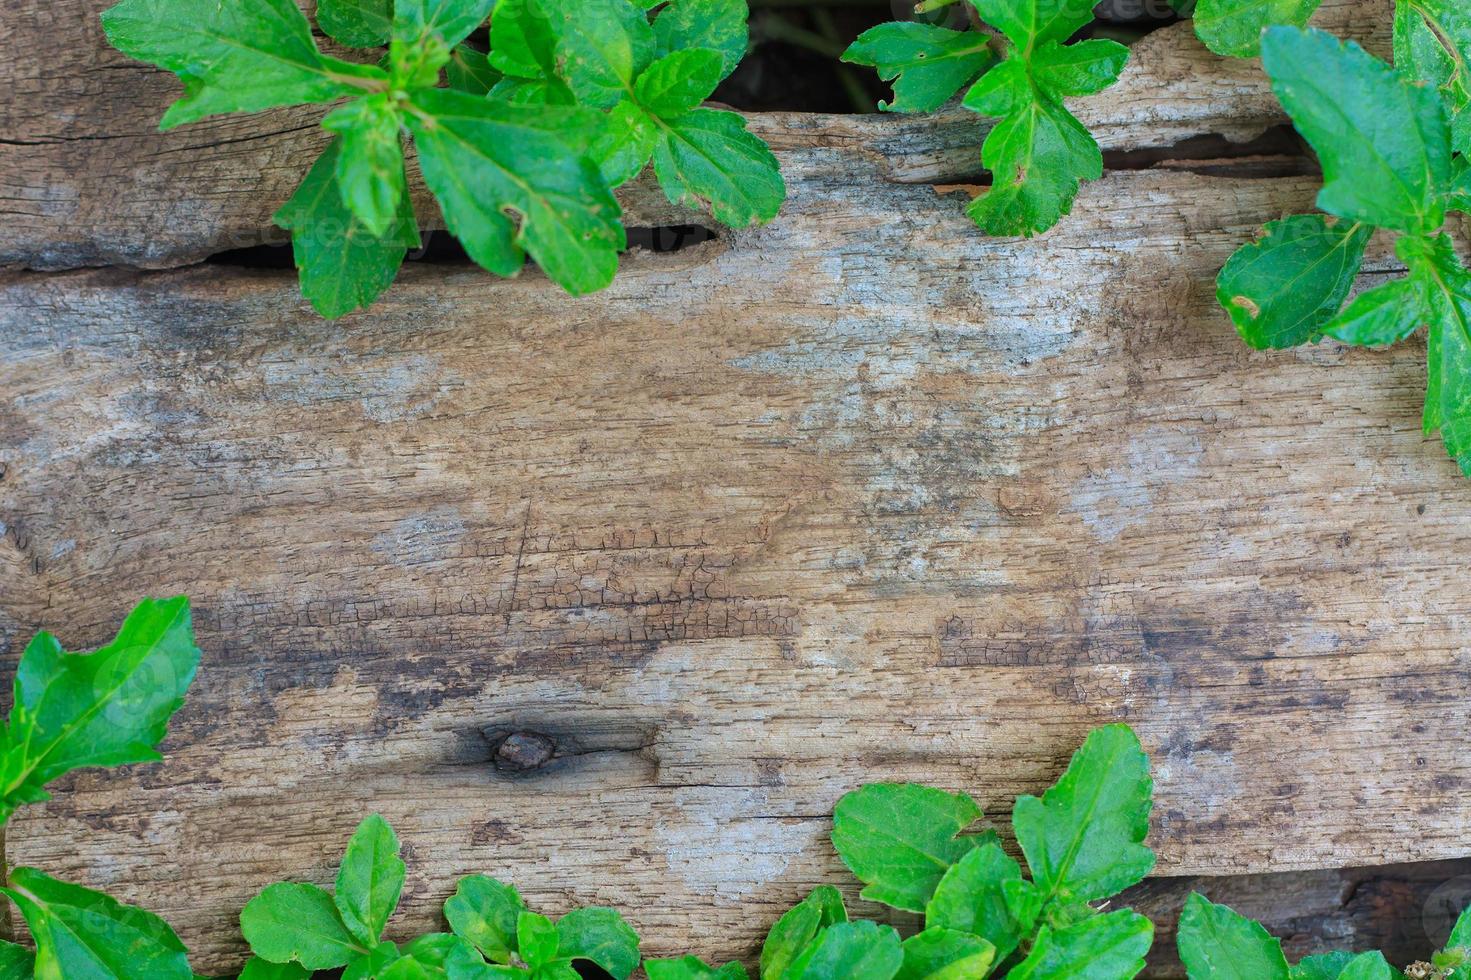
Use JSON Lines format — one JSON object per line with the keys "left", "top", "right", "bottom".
{"left": 915, "top": 0, "right": 963, "bottom": 13}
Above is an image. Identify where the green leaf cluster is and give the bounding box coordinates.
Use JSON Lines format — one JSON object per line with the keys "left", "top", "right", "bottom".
{"left": 1177, "top": 892, "right": 1471, "bottom": 979}
{"left": 100, "top": 0, "right": 784, "bottom": 319}
{"left": 1215, "top": 21, "right": 1471, "bottom": 474}
{"left": 843, "top": 0, "right": 1129, "bottom": 236}
{"left": 239, "top": 814, "right": 641, "bottom": 979}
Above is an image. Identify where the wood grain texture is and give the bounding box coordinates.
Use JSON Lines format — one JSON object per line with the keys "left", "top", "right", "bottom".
{"left": 4, "top": 154, "right": 1471, "bottom": 971}
{"left": 0, "top": 0, "right": 1387, "bottom": 270}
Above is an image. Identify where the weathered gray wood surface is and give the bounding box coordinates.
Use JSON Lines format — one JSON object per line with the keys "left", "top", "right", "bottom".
{"left": 4, "top": 0, "right": 1469, "bottom": 973}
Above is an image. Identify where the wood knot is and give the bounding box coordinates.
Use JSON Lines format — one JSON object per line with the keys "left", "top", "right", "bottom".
{"left": 493, "top": 731, "right": 555, "bottom": 772}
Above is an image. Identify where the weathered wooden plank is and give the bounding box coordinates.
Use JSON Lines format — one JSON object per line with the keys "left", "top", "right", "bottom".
{"left": 4, "top": 155, "right": 1471, "bottom": 971}
{"left": 0, "top": 0, "right": 1388, "bottom": 270}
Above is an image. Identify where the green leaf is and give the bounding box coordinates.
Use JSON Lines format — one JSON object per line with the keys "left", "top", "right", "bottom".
{"left": 334, "top": 814, "right": 406, "bottom": 948}
{"left": 635, "top": 49, "right": 723, "bottom": 118}
{"left": 488, "top": 0, "right": 559, "bottom": 79}
{"left": 1322, "top": 278, "right": 1425, "bottom": 347}
{"left": 562, "top": 0, "right": 657, "bottom": 109}
{"left": 1007, "top": 909, "right": 1152, "bottom": 979}
{"left": 652, "top": 0, "right": 749, "bottom": 82}
{"left": 274, "top": 138, "right": 419, "bottom": 319}
{"left": 896, "top": 928, "right": 995, "bottom": 980}
{"left": 1013, "top": 724, "right": 1155, "bottom": 904}
{"left": 925, "top": 841, "right": 1040, "bottom": 962}
{"left": 760, "top": 887, "right": 847, "bottom": 980}
{"left": 555, "top": 908, "right": 640, "bottom": 979}
{"left": 652, "top": 108, "right": 785, "bottom": 227}
{"left": 393, "top": 0, "right": 495, "bottom": 50}
{"left": 785, "top": 921, "right": 904, "bottom": 980}
{"left": 517, "top": 912, "right": 560, "bottom": 968}
{"left": 399, "top": 933, "right": 491, "bottom": 976}
{"left": 318, "top": 0, "right": 392, "bottom": 47}
{"left": 1452, "top": 163, "right": 1471, "bottom": 213}
{"left": 1030, "top": 39, "right": 1129, "bottom": 97}
{"left": 1192, "top": 0, "right": 1322, "bottom": 57}
{"left": 100, "top": 0, "right": 384, "bottom": 130}
{"left": 445, "top": 875, "right": 526, "bottom": 964}
{"left": 1215, "top": 214, "right": 1372, "bottom": 350}
{"left": 407, "top": 88, "right": 624, "bottom": 295}
{"left": 1289, "top": 952, "right": 1356, "bottom": 980}
{"left": 1261, "top": 26, "right": 1452, "bottom": 233}
{"left": 1395, "top": 0, "right": 1471, "bottom": 156}
{"left": 3, "top": 867, "right": 192, "bottom": 980}
{"left": 970, "top": 0, "right": 1095, "bottom": 54}
{"left": 322, "top": 95, "right": 406, "bottom": 237}
{"left": 242, "top": 957, "right": 314, "bottom": 979}
{"left": 841, "top": 23, "right": 995, "bottom": 113}
{"left": 241, "top": 882, "right": 365, "bottom": 970}
{"left": 1176, "top": 893, "right": 1289, "bottom": 980}
{"left": 1335, "top": 952, "right": 1393, "bottom": 980}
{"left": 646, "top": 956, "right": 750, "bottom": 980}
{"left": 0, "top": 596, "right": 201, "bottom": 824}
{"left": 447, "top": 44, "right": 502, "bottom": 94}
{"left": 593, "top": 100, "right": 659, "bottom": 187}
{"left": 831, "top": 783, "right": 983, "bottom": 913}
{"left": 1404, "top": 234, "right": 1471, "bottom": 474}
{"left": 342, "top": 941, "right": 403, "bottom": 980}
{"left": 0, "top": 943, "right": 34, "bottom": 980}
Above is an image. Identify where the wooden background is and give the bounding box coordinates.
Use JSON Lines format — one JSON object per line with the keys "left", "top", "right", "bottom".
{"left": 5, "top": 0, "right": 1471, "bottom": 973}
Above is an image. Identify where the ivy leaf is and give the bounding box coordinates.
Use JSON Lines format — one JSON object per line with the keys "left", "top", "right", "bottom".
{"left": 1405, "top": 234, "right": 1471, "bottom": 474}
{"left": 841, "top": 23, "right": 996, "bottom": 113}
{"left": 646, "top": 956, "right": 750, "bottom": 980}
{"left": 1215, "top": 214, "right": 1372, "bottom": 350}
{"left": 335, "top": 814, "right": 407, "bottom": 948}
{"left": 1322, "top": 278, "right": 1425, "bottom": 347}
{"left": 925, "top": 841, "right": 1040, "bottom": 962}
{"left": 635, "top": 49, "right": 723, "bottom": 118}
{"left": 322, "top": 95, "right": 407, "bottom": 237}
{"left": 832, "top": 783, "right": 983, "bottom": 913}
{"left": 896, "top": 928, "right": 996, "bottom": 980}
{"left": 317, "top": 0, "right": 393, "bottom": 48}
{"left": 445, "top": 875, "right": 526, "bottom": 964}
{"left": 1394, "top": 0, "right": 1471, "bottom": 155}
{"left": 274, "top": 137, "right": 419, "bottom": 319}
{"left": 1176, "top": 893, "right": 1289, "bottom": 980}
{"left": 1261, "top": 26, "right": 1452, "bottom": 234}
{"left": 0, "top": 596, "right": 201, "bottom": 825}
{"left": 100, "top": 0, "right": 385, "bottom": 130}
{"left": 517, "top": 912, "right": 561, "bottom": 968}
{"left": 760, "top": 887, "right": 847, "bottom": 980}
{"left": 0, "top": 943, "right": 33, "bottom": 980}
{"left": 407, "top": 88, "right": 624, "bottom": 295}
{"left": 1006, "top": 910, "right": 1153, "bottom": 979}
{"left": 2, "top": 867, "right": 192, "bottom": 979}
{"left": 652, "top": 108, "right": 785, "bottom": 227}
{"left": 652, "top": 0, "right": 749, "bottom": 82}
{"left": 1289, "top": 952, "right": 1357, "bottom": 980}
{"left": 1192, "top": 0, "right": 1322, "bottom": 57}
{"left": 1012, "top": 724, "right": 1154, "bottom": 904}
{"left": 447, "top": 44, "right": 502, "bottom": 94}
{"left": 785, "top": 921, "right": 904, "bottom": 980}
{"left": 241, "top": 882, "right": 366, "bottom": 970}
{"left": 555, "top": 908, "right": 641, "bottom": 979}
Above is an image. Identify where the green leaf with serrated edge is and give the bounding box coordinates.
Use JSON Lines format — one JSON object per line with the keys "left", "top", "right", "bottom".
{"left": 1176, "top": 893, "right": 1288, "bottom": 980}
{"left": 523, "top": 0, "right": 655, "bottom": 109}
{"left": 925, "top": 841, "right": 1039, "bottom": 962}
{"left": 3, "top": 867, "right": 191, "bottom": 980}
{"left": 1332, "top": 952, "right": 1393, "bottom": 980}
{"left": 636, "top": 49, "right": 723, "bottom": 118}
{"left": 445, "top": 875, "right": 526, "bottom": 964}
{"left": 322, "top": 95, "right": 405, "bottom": 237}
{"left": 397, "top": 933, "right": 489, "bottom": 975}
{"left": 593, "top": 100, "right": 659, "bottom": 186}
{"left": 1215, "top": 214, "right": 1371, "bottom": 350}
{"left": 100, "top": 0, "right": 384, "bottom": 130}
{"left": 1030, "top": 39, "right": 1129, "bottom": 97}
{"left": 241, "top": 882, "right": 365, "bottom": 970}
{"left": 896, "top": 928, "right": 995, "bottom": 980}
{"left": 1008, "top": 910, "right": 1152, "bottom": 980}
{"left": 1396, "top": 0, "right": 1471, "bottom": 156}
{"left": 518, "top": 912, "right": 560, "bottom": 968}
{"left": 1013, "top": 724, "right": 1154, "bottom": 904}
{"left": 1404, "top": 234, "right": 1471, "bottom": 474}
{"left": 1261, "top": 27, "right": 1451, "bottom": 233}
{"left": 447, "top": 44, "right": 501, "bottom": 94}
{"left": 274, "top": 138, "right": 418, "bottom": 319}
{"left": 646, "top": 956, "right": 750, "bottom": 980}
{"left": 489, "top": 0, "right": 558, "bottom": 78}
{"left": 786, "top": 921, "right": 904, "bottom": 980}
{"left": 334, "top": 814, "right": 406, "bottom": 948}
{"left": 343, "top": 942, "right": 402, "bottom": 980}
{"left": 971, "top": 0, "right": 1095, "bottom": 54}
{"left": 833, "top": 784, "right": 982, "bottom": 913}
{"left": 0, "top": 596, "right": 200, "bottom": 825}
{"left": 760, "top": 887, "right": 847, "bottom": 980}
{"left": 841, "top": 23, "right": 995, "bottom": 113}
{"left": 318, "top": 0, "right": 392, "bottom": 47}
{"left": 393, "top": 0, "right": 494, "bottom": 50}
{"left": 1192, "top": 0, "right": 1321, "bottom": 57}
{"left": 0, "top": 942, "right": 33, "bottom": 980}
{"left": 1289, "top": 952, "right": 1356, "bottom": 980}
{"left": 652, "top": 108, "right": 785, "bottom": 227}
{"left": 407, "top": 88, "right": 623, "bottom": 294}
{"left": 1452, "top": 163, "right": 1471, "bottom": 213}
{"left": 555, "top": 908, "right": 640, "bottom": 979}
{"left": 1322, "top": 278, "right": 1425, "bottom": 347}
{"left": 653, "top": 0, "right": 749, "bottom": 81}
